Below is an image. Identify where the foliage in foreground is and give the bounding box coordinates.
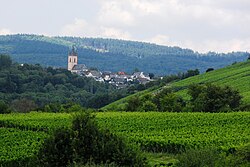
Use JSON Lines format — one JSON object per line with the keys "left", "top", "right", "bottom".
{"left": 176, "top": 145, "right": 250, "bottom": 167}
{"left": 0, "top": 128, "right": 47, "bottom": 166}
{"left": 37, "top": 111, "right": 147, "bottom": 167}
{"left": 0, "top": 111, "right": 249, "bottom": 166}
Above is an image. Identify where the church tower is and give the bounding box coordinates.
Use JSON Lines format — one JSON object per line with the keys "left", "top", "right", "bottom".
{"left": 68, "top": 46, "right": 78, "bottom": 71}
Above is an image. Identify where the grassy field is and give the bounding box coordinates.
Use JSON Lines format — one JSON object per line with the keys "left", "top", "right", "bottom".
{"left": 103, "top": 61, "right": 250, "bottom": 111}
{"left": 0, "top": 111, "right": 249, "bottom": 165}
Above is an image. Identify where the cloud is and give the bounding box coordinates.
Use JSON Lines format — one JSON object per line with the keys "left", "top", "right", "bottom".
{"left": 61, "top": 18, "right": 131, "bottom": 40}
{"left": 101, "top": 27, "right": 131, "bottom": 39}
{"left": 98, "top": 1, "right": 135, "bottom": 27}
{"left": 177, "top": 38, "right": 250, "bottom": 53}
{"left": 59, "top": 0, "right": 250, "bottom": 53}
{"left": 0, "top": 28, "right": 12, "bottom": 35}
{"left": 129, "top": 0, "right": 162, "bottom": 15}
{"left": 60, "top": 18, "right": 96, "bottom": 37}
{"left": 148, "top": 34, "right": 175, "bottom": 46}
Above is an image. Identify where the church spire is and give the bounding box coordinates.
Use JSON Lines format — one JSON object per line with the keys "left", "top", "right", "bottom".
{"left": 70, "top": 45, "right": 77, "bottom": 56}
{"left": 68, "top": 45, "right": 78, "bottom": 71}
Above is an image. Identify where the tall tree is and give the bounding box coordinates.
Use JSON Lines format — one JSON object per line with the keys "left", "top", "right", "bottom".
{"left": 0, "top": 55, "right": 12, "bottom": 69}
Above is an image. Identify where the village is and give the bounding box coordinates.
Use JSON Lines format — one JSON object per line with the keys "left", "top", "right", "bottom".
{"left": 67, "top": 46, "right": 152, "bottom": 88}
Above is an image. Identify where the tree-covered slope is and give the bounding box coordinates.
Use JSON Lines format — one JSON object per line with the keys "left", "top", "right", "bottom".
{"left": 0, "top": 34, "right": 249, "bottom": 75}
{"left": 0, "top": 55, "right": 130, "bottom": 111}
{"left": 103, "top": 60, "right": 250, "bottom": 111}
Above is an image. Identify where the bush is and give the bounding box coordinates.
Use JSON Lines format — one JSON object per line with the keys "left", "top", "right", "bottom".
{"left": 38, "top": 111, "right": 147, "bottom": 167}
{"left": 43, "top": 103, "right": 84, "bottom": 113}
{"left": 71, "top": 112, "right": 147, "bottom": 166}
{"left": 176, "top": 146, "right": 250, "bottom": 167}
{"left": 176, "top": 148, "right": 225, "bottom": 167}
{"left": 37, "top": 128, "right": 74, "bottom": 167}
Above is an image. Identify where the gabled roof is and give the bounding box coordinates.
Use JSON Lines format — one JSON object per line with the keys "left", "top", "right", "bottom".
{"left": 72, "top": 64, "right": 87, "bottom": 71}
{"left": 89, "top": 70, "right": 102, "bottom": 77}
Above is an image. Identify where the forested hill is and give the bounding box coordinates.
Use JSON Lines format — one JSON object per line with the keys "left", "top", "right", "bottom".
{"left": 0, "top": 34, "right": 249, "bottom": 75}
{"left": 0, "top": 55, "right": 130, "bottom": 112}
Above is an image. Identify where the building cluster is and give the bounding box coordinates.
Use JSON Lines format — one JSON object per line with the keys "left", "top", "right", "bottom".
{"left": 67, "top": 47, "right": 151, "bottom": 88}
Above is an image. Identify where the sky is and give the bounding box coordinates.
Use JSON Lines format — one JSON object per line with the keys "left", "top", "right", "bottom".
{"left": 0, "top": 0, "right": 250, "bottom": 53}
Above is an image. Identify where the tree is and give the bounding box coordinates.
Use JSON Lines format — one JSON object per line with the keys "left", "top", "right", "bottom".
{"left": 141, "top": 101, "right": 157, "bottom": 112}
{"left": 159, "top": 93, "right": 185, "bottom": 112}
{"left": 133, "top": 68, "right": 140, "bottom": 73}
{"left": 183, "top": 69, "right": 200, "bottom": 79}
{"left": 188, "top": 84, "right": 242, "bottom": 112}
{"left": 0, "top": 55, "right": 12, "bottom": 70}
{"left": 148, "top": 73, "right": 154, "bottom": 79}
{"left": 0, "top": 101, "right": 10, "bottom": 114}
{"left": 10, "top": 98, "right": 37, "bottom": 113}
{"left": 206, "top": 68, "right": 214, "bottom": 73}
{"left": 125, "top": 96, "right": 141, "bottom": 111}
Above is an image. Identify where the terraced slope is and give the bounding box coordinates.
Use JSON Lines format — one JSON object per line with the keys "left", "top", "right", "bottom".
{"left": 103, "top": 61, "right": 250, "bottom": 111}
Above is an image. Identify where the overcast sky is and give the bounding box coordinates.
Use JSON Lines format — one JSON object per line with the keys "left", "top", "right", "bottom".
{"left": 0, "top": 0, "right": 250, "bottom": 53}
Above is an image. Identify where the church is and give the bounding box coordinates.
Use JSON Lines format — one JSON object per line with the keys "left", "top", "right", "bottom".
{"left": 67, "top": 46, "right": 88, "bottom": 74}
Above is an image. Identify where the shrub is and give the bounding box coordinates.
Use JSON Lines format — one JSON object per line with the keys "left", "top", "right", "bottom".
{"left": 71, "top": 112, "right": 147, "bottom": 166}
{"left": 176, "top": 146, "right": 250, "bottom": 167}
{"left": 37, "top": 128, "right": 74, "bottom": 167}
{"left": 176, "top": 148, "right": 224, "bottom": 167}
{"left": 38, "top": 111, "right": 147, "bottom": 167}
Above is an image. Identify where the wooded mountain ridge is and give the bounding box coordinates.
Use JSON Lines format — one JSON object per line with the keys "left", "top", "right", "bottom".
{"left": 0, "top": 34, "right": 249, "bottom": 75}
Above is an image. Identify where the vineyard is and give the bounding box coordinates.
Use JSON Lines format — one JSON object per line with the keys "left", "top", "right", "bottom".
{"left": 103, "top": 61, "right": 250, "bottom": 111}
{"left": 0, "top": 128, "right": 47, "bottom": 166}
{"left": 96, "top": 112, "right": 250, "bottom": 153}
{"left": 0, "top": 111, "right": 249, "bottom": 165}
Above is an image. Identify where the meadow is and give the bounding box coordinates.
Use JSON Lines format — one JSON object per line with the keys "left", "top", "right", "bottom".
{"left": 0, "top": 111, "right": 249, "bottom": 165}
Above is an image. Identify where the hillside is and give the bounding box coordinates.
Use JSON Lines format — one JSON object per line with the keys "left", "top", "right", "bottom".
{"left": 103, "top": 60, "right": 250, "bottom": 111}
{"left": 0, "top": 34, "right": 249, "bottom": 75}
{"left": 0, "top": 55, "right": 131, "bottom": 111}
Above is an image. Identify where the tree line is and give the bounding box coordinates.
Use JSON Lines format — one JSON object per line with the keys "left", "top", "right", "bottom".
{"left": 0, "top": 55, "right": 131, "bottom": 113}
{"left": 125, "top": 83, "right": 243, "bottom": 113}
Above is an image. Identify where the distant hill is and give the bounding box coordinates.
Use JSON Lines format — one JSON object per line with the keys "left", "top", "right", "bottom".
{"left": 0, "top": 34, "right": 249, "bottom": 75}
{"left": 103, "top": 60, "right": 250, "bottom": 111}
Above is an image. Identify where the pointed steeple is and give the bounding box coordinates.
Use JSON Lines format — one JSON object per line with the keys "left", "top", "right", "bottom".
{"left": 70, "top": 45, "right": 77, "bottom": 56}
{"left": 68, "top": 45, "right": 78, "bottom": 71}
